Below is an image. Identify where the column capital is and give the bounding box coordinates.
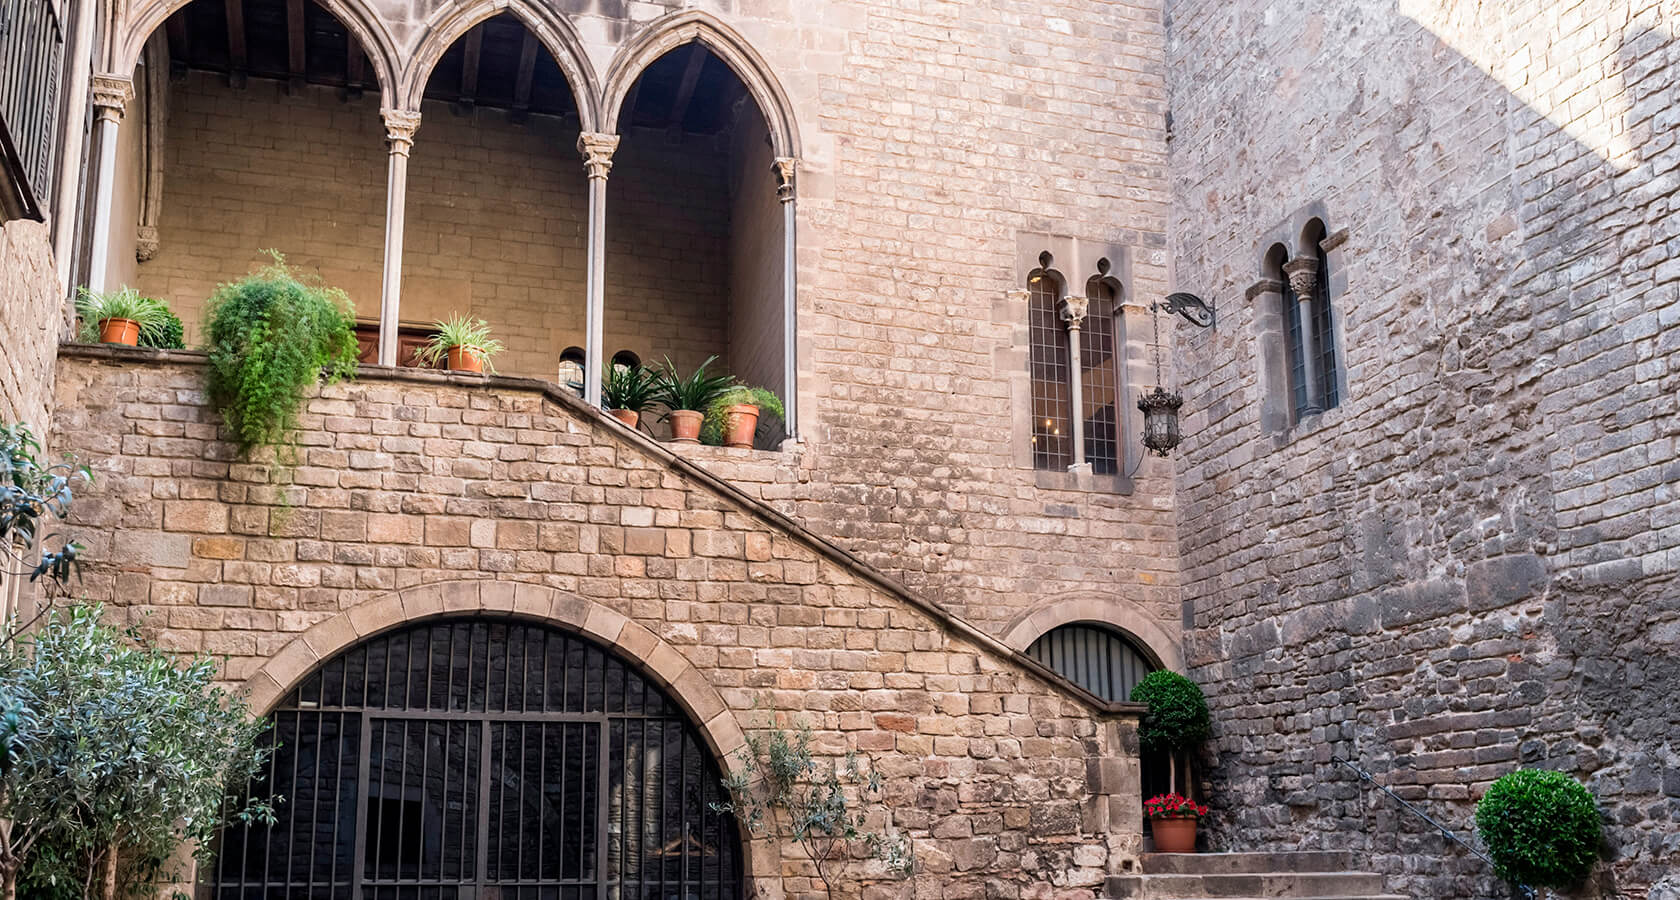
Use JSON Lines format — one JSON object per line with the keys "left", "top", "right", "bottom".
{"left": 91, "top": 74, "right": 134, "bottom": 120}
{"left": 382, "top": 108, "right": 422, "bottom": 157}
{"left": 1059, "top": 295, "right": 1089, "bottom": 329}
{"left": 773, "top": 157, "right": 798, "bottom": 202}
{"left": 578, "top": 132, "right": 621, "bottom": 180}
{"left": 1282, "top": 256, "right": 1319, "bottom": 299}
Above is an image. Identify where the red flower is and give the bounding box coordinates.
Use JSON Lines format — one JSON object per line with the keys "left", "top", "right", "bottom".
{"left": 1143, "top": 792, "right": 1209, "bottom": 820}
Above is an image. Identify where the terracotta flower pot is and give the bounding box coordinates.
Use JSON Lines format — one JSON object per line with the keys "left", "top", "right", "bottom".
{"left": 608, "top": 408, "right": 640, "bottom": 429}
{"left": 99, "top": 317, "right": 141, "bottom": 346}
{"left": 722, "top": 404, "right": 760, "bottom": 449}
{"left": 446, "top": 346, "right": 484, "bottom": 373}
{"left": 1151, "top": 817, "right": 1198, "bottom": 853}
{"left": 668, "top": 409, "right": 703, "bottom": 443}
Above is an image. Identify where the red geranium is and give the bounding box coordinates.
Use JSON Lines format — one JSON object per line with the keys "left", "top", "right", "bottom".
{"left": 1144, "top": 793, "right": 1209, "bottom": 820}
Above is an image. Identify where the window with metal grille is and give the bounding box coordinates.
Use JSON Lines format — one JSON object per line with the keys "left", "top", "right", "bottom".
{"left": 0, "top": 0, "right": 66, "bottom": 221}
{"left": 1026, "top": 622, "right": 1156, "bottom": 704}
{"left": 1281, "top": 263, "right": 1309, "bottom": 419}
{"left": 209, "top": 618, "right": 744, "bottom": 900}
{"left": 1313, "top": 239, "right": 1338, "bottom": 411}
{"left": 1081, "top": 280, "right": 1121, "bottom": 475}
{"left": 1029, "top": 274, "right": 1072, "bottom": 470}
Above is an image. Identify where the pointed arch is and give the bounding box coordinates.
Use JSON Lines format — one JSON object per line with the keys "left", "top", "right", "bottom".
{"left": 602, "top": 11, "right": 800, "bottom": 158}
{"left": 401, "top": 0, "right": 600, "bottom": 130}
{"left": 111, "top": 0, "right": 399, "bottom": 107}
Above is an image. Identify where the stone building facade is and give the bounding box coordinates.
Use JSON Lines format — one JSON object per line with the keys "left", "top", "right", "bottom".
{"left": 1167, "top": 0, "right": 1680, "bottom": 896}
{"left": 2, "top": 0, "right": 1677, "bottom": 897}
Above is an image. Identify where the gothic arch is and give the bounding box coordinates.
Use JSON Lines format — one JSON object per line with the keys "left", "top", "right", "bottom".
{"left": 1001, "top": 593, "right": 1183, "bottom": 672}
{"left": 111, "top": 0, "right": 400, "bottom": 107}
{"left": 246, "top": 580, "right": 748, "bottom": 766}
{"left": 400, "top": 0, "right": 601, "bottom": 130}
{"left": 601, "top": 10, "right": 800, "bottom": 158}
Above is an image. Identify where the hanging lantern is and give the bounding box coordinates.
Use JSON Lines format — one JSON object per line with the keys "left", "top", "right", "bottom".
{"left": 1137, "top": 386, "right": 1183, "bottom": 457}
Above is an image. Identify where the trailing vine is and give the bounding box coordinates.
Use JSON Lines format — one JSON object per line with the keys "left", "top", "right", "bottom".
{"left": 202, "top": 252, "right": 359, "bottom": 459}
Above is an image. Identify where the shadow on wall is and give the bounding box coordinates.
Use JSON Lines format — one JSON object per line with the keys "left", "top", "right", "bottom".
{"left": 1169, "top": 3, "right": 1680, "bottom": 898}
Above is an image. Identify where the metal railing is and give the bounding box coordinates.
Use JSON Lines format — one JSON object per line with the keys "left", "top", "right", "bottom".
{"left": 0, "top": 0, "right": 65, "bottom": 221}
{"left": 1331, "top": 755, "right": 1536, "bottom": 900}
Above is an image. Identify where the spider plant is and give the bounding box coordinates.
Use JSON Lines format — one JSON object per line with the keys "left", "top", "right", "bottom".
{"left": 602, "top": 363, "right": 659, "bottom": 413}
{"left": 651, "top": 355, "right": 736, "bottom": 412}
{"left": 414, "top": 314, "right": 506, "bottom": 372}
{"left": 700, "top": 386, "right": 785, "bottom": 446}
{"left": 74, "top": 287, "right": 173, "bottom": 344}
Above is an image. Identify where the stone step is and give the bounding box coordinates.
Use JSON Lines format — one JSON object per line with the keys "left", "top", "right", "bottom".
{"left": 1141, "top": 852, "right": 1357, "bottom": 875}
{"left": 1104, "top": 871, "right": 1394, "bottom": 899}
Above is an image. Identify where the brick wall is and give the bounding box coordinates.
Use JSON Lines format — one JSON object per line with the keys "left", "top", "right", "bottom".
{"left": 50, "top": 349, "right": 1143, "bottom": 898}
{"left": 1167, "top": 0, "right": 1679, "bottom": 894}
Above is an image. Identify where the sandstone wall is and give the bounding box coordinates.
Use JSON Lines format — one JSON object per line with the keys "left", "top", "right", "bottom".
{"left": 108, "top": 0, "right": 1183, "bottom": 655}
{"left": 50, "top": 349, "right": 1143, "bottom": 899}
{"left": 0, "top": 219, "right": 60, "bottom": 431}
{"left": 1167, "top": 0, "right": 1679, "bottom": 894}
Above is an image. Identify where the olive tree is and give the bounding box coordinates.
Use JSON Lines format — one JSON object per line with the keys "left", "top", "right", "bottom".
{"left": 0, "top": 422, "right": 87, "bottom": 636}
{"left": 0, "top": 605, "right": 274, "bottom": 900}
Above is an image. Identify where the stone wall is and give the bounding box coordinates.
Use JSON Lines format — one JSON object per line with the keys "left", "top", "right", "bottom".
{"left": 0, "top": 219, "right": 60, "bottom": 431}
{"left": 104, "top": 0, "right": 1184, "bottom": 656}
{"left": 1167, "top": 0, "right": 1680, "bottom": 894}
{"left": 50, "top": 349, "right": 1143, "bottom": 899}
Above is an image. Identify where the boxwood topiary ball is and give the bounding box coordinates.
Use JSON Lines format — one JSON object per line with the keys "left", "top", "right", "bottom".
{"left": 1475, "top": 768, "right": 1600, "bottom": 889}
{"left": 1128, "top": 670, "right": 1210, "bottom": 754}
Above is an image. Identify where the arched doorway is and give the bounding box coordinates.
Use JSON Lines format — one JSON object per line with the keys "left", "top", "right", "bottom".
{"left": 209, "top": 617, "right": 744, "bottom": 900}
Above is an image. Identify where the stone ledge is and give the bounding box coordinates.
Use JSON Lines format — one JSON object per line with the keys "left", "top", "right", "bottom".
{"left": 56, "top": 342, "right": 1145, "bottom": 720}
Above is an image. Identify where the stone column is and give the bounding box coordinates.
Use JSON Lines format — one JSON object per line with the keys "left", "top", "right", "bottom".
{"left": 774, "top": 157, "right": 798, "bottom": 438}
{"left": 578, "top": 132, "right": 620, "bottom": 407}
{"left": 1283, "top": 257, "right": 1323, "bottom": 416}
{"left": 1061, "top": 294, "right": 1091, "bottom": 473}
{"left": 378, "top": 109, "right": 421, "bottom": 367}
{"left": 85, "top": 74, "right": 134, "bottom": 293}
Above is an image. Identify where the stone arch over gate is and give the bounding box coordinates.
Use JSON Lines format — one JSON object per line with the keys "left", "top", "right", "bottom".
{"left": 1000, "top": 592, "right": 1183, "bottom": 672}
{"left": 236, "top": 579, "right": 777, "bottom": 897}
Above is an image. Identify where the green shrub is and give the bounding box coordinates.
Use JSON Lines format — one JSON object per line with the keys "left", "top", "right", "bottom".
{"left": 137, "top": 308, "right": 185, "bottom": 350}
{"left": 1129, "top": 670, "right": 1210, "bottom": 754}
{"left": 1475, "top": 768, "right": 1600, "bottom": 889}
{"left": 203, "top": 252, "right": 359, "bottom": 457}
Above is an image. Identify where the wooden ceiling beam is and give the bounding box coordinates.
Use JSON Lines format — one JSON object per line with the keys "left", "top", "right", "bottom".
{"left": 509, "top": 30, "right": 539, "bottom": 123}
{"left": 224, "top": 0, "right": 247, "bottom": 87}
{"left": 285, "top": 0, "right": 306, "bottom": 92}
{"left": 165, "top": 13, "right": 190, "bottom": 79}
{"left": 666, "top": 44, "right": 707, "bottom": 130}
{"left": 453, "top": 25, "right": 483, "bottom": 114}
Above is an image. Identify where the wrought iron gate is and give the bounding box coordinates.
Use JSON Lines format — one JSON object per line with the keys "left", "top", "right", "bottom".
{"left": 210, "top": 619, "right": 742, "bottom": 900}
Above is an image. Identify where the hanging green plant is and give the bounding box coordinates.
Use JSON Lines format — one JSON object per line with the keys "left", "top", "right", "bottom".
{"left": 202, "top": 252, "right": 359, "bottom": 458}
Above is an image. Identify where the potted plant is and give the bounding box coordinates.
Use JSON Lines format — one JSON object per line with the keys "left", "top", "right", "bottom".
{"left": 602, "top": 362, "right": 658, "bottom": 429}
{"left": 75, "top": 286, "right": 173, "bottom": 347}
{"left": 1130, "top": 670, "right": 1211, "bottom": 849}
{"left": 1475, "top": 769, "right": 1600, "bottom": 891}
{"left": 415, "top": 314, "right": 505, "bottom": 374}
{"left": 1143, "top": 793, "right": 1208, "bottom": 853}
{"left": 701, "top": 385, "right": 784, "bottom": 449}
{"left": 651, "top": 355, "right": 735, "bottom": 443}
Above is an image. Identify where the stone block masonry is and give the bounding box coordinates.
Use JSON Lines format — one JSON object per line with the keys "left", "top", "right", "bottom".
{"left": 50, "top": 348, "right": 1144, "bottom": 899}
{"left": 1167, "top": 0, "right": 1680, "bottom": 895}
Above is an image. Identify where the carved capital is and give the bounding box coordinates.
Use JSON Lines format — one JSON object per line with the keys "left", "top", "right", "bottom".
{"left": 135, "top": 225, "right": 159, "bottom": 262}
{"left": 382, "top": 108, "right": 422, "bottom": 157}
{"left": 578, "top": 132, "right": 621, "bottom": 180}
{"left": 1282, "top": 257, "right": 1319, "bottom": 300}
{"left": 1059, "top": 295, "right": 1090, "bottom": 329}
{"left": 773, "top": 157, "right": 797, "bottom": 202}
{"left": 91, "top": 74, "right": 135, "bottom": 119}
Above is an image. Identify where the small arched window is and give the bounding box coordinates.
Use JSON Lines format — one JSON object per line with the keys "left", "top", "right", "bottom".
{"left": 1278, "top": 221, "right": 1340, "bottom": 419}
{"left": 610, "top": 350, "right": 641, "bottom": 371}
{"left": 1026, "top": 622, "right": 1157, "bottom": 703}
{"left": 1082, "top": 278, "right": 1122, "bottom": 475}
{"left": 558, "top": 346, "right": 586, "bottom": 395}
{"left": 1312, "top": 231, "right": 1339, "bottom": 410}
{"left": 1028, "top": 267, "right": 1072, "bottom": 470}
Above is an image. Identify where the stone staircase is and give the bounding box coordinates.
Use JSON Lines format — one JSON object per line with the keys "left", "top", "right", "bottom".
{"left": 1105, "top": 851, "right": 1408, "bottom": 900}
